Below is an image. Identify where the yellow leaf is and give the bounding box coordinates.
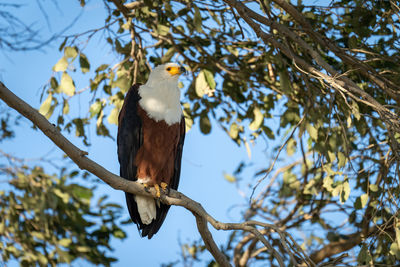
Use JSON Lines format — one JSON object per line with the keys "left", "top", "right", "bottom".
{"left": 64, "top": 46, "right": 78, "bottom": 59}
{"left": 59, "top": 73, "right": 75, "bottom": 96}
{"left": 244, "top": 138, "right": 251, "bottom": 159}
{"left": 59, "top": 238, "right": 72, "bottom": 247}
{"left": 229, "top": 122, "right": 239, "bottom": 139}
{"left": 107, "top": 107, "right": 119, "bottom": 125}
{"left": 39, "top": 94, "right": 53, "bottom": 119}
{"left": 249, "top": 107, "right": 263, "bottom": 131}
{"left": 62, "top": 100, "right": 69, "bottom": 115}
{"left": 195, "top": 70, "right": 209, "bottom": 97}
{"left": 223, "top": 173, "right": 236, "bottom": 183}
{"left": 53, "top": 57, "right": 68, "bottom": 72}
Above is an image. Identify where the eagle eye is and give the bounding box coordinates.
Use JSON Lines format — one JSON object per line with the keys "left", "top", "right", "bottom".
{"left": 166, "top": 67, "right": 171, "bottom": 71}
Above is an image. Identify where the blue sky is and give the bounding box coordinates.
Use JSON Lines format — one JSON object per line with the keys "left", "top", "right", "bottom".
{"left": 0, "top": 1, "right": 276, "bottom": 266}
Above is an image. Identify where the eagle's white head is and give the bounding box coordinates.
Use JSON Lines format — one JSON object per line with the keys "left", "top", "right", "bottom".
{"left": 146, "top": 63, "right": 187, "bottom": 86}
{"left": 139, "top": 63, "right": 186, "bottom": 125}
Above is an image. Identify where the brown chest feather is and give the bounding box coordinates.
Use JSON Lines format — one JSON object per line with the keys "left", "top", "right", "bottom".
{"left": 134, "top": 106, "right": 182, "bottom": 185}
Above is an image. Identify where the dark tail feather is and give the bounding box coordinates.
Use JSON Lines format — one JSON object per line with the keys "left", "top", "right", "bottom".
{"left": 140, "top": 203, "right": 171, "bottom": 239}
{"left": 125, "top": 193, "right": 171, "bottom": 239}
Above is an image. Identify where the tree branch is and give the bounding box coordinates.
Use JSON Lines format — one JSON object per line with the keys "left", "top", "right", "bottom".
{"left": 0, "top": 82, "right": 311, "bottom": 266}
{"left": 310, "top": 227, "right": 378, "bottom": 264}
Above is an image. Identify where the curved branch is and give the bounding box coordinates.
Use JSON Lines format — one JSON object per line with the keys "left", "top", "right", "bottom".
{"left": 0, "top": 82, "right": 312, "bottom": 266}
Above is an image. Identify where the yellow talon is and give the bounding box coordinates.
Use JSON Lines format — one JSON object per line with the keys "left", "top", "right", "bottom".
{"left": 154, "top": 184, "right": 161, "bottom": 198}
{"left": 142, "top": 183, "right": 150, "bottom": 193}
{"left": 161, "top": 182, "right": 168, "bottom": 191}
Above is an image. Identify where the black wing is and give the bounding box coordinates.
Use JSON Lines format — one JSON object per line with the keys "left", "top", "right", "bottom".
{"left": 117, "top": 84, "right": 144, "bottom": 229}
{"left": 141, "top": 116, "right": 186, "bottom": 238}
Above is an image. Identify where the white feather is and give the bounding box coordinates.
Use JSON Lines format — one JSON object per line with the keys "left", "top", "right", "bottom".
{"left": 135, "top": 178, "right": 156, "bottom": 225}
{"left": 134, "top": 195, "right": 156, "bottom": 225}
{"left": 139, "top": 63, "right": 183, "bottom": 125}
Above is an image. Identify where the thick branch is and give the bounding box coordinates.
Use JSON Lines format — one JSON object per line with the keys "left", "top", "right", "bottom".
{"left": 0, "top": 81, "right": 229, "bottom": 267}
{"left": 310, "top": 227, "right": 377, "bottom": 264}
{"left": 0, "top": 82, "right": 312, "bottom": 266}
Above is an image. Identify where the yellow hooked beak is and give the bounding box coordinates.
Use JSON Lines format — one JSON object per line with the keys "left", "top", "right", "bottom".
{"left": 166, "top": 66, "right": 187, "bottom": 76}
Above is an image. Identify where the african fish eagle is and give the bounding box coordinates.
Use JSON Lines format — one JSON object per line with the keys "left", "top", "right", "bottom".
{"left": 117, "top": 63, "right": 186, "bottom": 239}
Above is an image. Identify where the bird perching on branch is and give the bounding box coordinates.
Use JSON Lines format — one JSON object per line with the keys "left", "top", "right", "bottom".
{"left": 117, "top": 63, "right": 187, "bottom": 239}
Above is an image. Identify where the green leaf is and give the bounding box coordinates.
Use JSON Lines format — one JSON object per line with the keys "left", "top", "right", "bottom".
{"left": 161, "top": 47, "right": 176, "bottom": 63}
{"left": 73, "top": 118, "right": 85, "bottom": 137}
{"left": 89, "top": 101, "right": 103, "bottom": 118}
{"left": 113, "top": 74, "right": 131, "bottom": 93}
{"left": 59, "top": 73, "right": 75, "bottom": 96}
{"left": 338, "top": 151, "right": 346, "bottom": 168}
{"left": 113, "top": 229, "right": 126, "bottom": 239}
{"left": 203, "top": 69, "right": 216, "bottom": 89}
{"left": 157, "top": 24, "right": 170, "bottom": 36}
{"left": 59, "top": 238, "right": 72, "bottom": 247}
{"left": 369, "top": 184, "right": 379, "bottom": 192}
{"left": 390, "top": 243, "right": 400, "bottom": 259}
{"left": 79, "top": 53, "right": 90, "bottom": 73}
{"left": 50, "top": 77, "right": 59, "bottom": 91}
{"left": 31, "top": 231, "right": 45, "bottom": 240}
{"left": 62, "top": 99, "right": 70, "bottom": 115}
{"left": 70, "top": 184, "right": 93, "bottom": 200}
{"left": 340, "top": 180, "right": 350, "bottom": 203}
{"left": 96, "top": 64, "right": 109, "bottom": 72}
{"left": 355, "top": 193, "right": 368, "bottom": 209}
{"left": 37, "top": 254, "right": 48, "bottom": 265}
{"left": 249, "top": 107, "right": 264, "bottom": 131}
{"left": 193, "top": 6, "right": 203, "bottom": 33}
{"left": 279, "top": 70, "right": 293, "bottom": 93}
{"left": 200, "top": 113, "right": 211, "bottom": 134}
{"left": 306, "top": 123, "right": 318, "bottom": 140}
{"left": 54, "top": 188, "right": 70, "bottom": 203}
{"left": 53, "top": 57, "right": 68, "bottom": 72}
{"left": 76, "top": 246, "right": 90, "bottom": 253}
{"left": 286, "top": 138, "right": 297, "bottom": 156}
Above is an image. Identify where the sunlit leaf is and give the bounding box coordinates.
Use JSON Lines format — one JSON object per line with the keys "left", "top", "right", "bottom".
{"left": 195, "top": 70, "right": 209, "bottom": 97}
{"left": 223, "top": 173, "right": 236, "bottom": 183}
{"left": 59, "top": 73, "right": 75, "bottom": 96}
{"left": 203, "top": 69, "right": 216, "bottom": 89}
{"left": 306, "top": 124, "right": 318, "bottom": 140}
{"left": 89, "top": 100, "right": 103, "bottom": 118}
{"left": 53, "top": 57, "right": 68, "bottom": 72}
{"left": 229, "top": 122, "right": 239, "bottom": 140}
{"left": 107, "top": 107, "right": 119, "bottom": 125}
{"left": 59, "top": 238, "right": 72, "bottom": 247}
{"left": 157, "top": 24, "right": 170, "bottom": 36}
{"left": 249, "top": 107, "right": 263, "bottom": 131}
{"left": 64, "top": 46, "right": 78, "bottom": 59}
{"left": 39, "top": 94, "right": 53, "bottom": 119}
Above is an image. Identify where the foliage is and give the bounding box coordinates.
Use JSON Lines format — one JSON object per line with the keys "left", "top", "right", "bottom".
{"left": 0, "top": 162, "right": 127, "bottom": 266}
{"left": 2, "top": 0, "right": 400, "bottom": 266}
